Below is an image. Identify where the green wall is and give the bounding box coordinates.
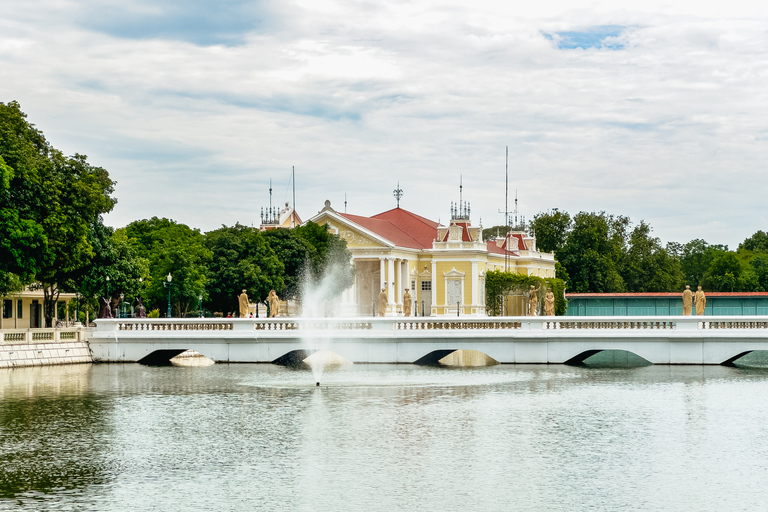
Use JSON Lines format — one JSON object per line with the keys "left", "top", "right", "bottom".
{"left": 566, "top": 297, "right": 768, "bottom": 316}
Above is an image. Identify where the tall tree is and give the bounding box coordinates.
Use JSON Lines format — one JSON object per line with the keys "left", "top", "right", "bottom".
{"left": 621, "top": 222, "right": 684, "bottom": 292}
{"left": 205, "top": 224, "right": 284, "bottom": 315}
{"left": 124, "top": 218, "right": 210, "bottom": 317}
{"left": 262, "top": 227, "right": 316, "bottom": 300}
{"left": 0, "top": 101, "right": 115, "bottom": 325}
{"left": 530, "top": 209, "right": 571, "bottom": 254}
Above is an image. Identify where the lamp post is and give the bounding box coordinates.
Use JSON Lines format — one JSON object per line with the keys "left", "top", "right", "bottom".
{"left": 120, "top": 293, "right": 125, "bottom": 319}
{"left": 105, "top": 275, "right": 110, "bottom": 318}
{"left": 164, "top": 273, "right": 173, "bottom": 318}
{"left": 198, "top": 295, "right": 203, "bottom": 318}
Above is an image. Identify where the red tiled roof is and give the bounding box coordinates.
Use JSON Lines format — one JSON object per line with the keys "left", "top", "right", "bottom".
{"left": 565, "top": 292, "right": 768, "bottom": 298}
{"left": 486, "top": 240, "right": 518, "bottom": 256}
{"left": 339, "top": 208, "right": 437, "bottom": 249}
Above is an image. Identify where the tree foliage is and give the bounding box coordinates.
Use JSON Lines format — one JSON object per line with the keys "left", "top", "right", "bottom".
{"left": 124, "top": 218, "right": 210, "bottom": 317}
{"left": 485, "top": 271, "right": 566, "bottom": 316}
{"left": 0, "top": 101, "right": 115, "bottom": 325}
{"left": 205, "top": 224, "right": 284, "bottom": 315}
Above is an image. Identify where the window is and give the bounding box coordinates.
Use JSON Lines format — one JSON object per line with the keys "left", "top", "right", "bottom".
{"left": 17, "top": 299, "right": 23, "bottom": 319}
{"left": 411, "top": 280, "right": 416, "bottom": 292}
{"left": 2, "top": 300, "right": 11, "bottom": 319}
{"left": 447, "top": 280, "right": 461, "bottom": 304}
{"left": 421, "top": 281, "right": 431, "bottom": 291}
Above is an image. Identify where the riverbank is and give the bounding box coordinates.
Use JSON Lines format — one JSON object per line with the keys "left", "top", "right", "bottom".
{"left": 0, "top": 327, "right": 92, "bottom": 368}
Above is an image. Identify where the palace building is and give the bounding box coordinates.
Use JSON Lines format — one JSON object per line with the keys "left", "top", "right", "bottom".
{"left": 307, "top": 199, "right": 556, "bottom": 317}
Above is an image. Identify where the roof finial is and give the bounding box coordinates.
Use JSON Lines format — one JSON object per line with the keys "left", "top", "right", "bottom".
{"left": 393, "top": 181, "right": 403, "bottom": 208}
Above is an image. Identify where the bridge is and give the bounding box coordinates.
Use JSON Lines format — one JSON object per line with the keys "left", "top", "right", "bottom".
{"left": 88, "top": 316, "right": 768, "bottom": 366}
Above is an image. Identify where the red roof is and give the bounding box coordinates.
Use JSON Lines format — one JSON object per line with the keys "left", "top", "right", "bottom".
{"left": 566, "top": 292, "right": 768, "bottom": 298}
{"left": 339, "top": 208, "right": 439, "bottom": 249}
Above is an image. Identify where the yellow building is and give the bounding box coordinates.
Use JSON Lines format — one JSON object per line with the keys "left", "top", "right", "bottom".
{"left": 1, "top": 287, "right": 78, "bottom": 329}
{"left": 308, "top": 200, "right": 556, "bottom": 317}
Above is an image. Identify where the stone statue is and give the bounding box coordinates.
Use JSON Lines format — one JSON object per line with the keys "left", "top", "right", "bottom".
{"left": 377, "top": 288, "right": 388, "bottom": 317}
{"left": 238, "top": 289, "right": 249, "bottom": 318}
{"left": 99, "top": 296, "right": 112, "bottom": 319}
{"left": 528, "top": 285, "right": 540, "bottom": 316}
{"left": 682, "top": 285, "right": 693, "bottom": 316}
{"left": 695, "top": 286, "right": 706, "bottom": 315}
{"left": 544, "top": 289, "right": 555, "bottom": 316}
{"left": 403, "top": 289, "right": 412, "bottom": 317}
{"left": 135, "top": 296, "right": 147, "bottom": 318}
{"left": 268, "top": 290, "right": 279, "bottom": 318}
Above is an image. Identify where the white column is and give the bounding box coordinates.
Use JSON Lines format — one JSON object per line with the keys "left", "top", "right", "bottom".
{"left": 396, "top": 259, "right": 402, "bottom": 306}
{"left": 380, "top": 258, "right": 385, "bottom": 292}
{"left": 388, "top": 257, "right": 395, "bottom": 306}
{"left": 431, "top": 260, "right": 437, "bottom": 314}
{"left": 472, "top": 261, "right": 478, "bottom": 308}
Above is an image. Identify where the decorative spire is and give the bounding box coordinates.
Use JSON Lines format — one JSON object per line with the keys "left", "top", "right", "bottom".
{"left": 393, "top": 181, "right": 403, "bottom": 208}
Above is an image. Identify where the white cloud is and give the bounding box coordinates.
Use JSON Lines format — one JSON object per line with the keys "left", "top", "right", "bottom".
{"left": 1, "top": 0, "right": 768, "bottom": 249}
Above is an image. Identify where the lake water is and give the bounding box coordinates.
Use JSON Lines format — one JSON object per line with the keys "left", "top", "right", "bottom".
{"left": 2, "top": 362, "right": 768, "bottom": 511}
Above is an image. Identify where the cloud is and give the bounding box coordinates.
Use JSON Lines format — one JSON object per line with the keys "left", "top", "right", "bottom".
{"left": 74, "top": 0, "right": 278, "bottom": 46}
{"left": 2, "top": 1, "right": 768, "bottom": 249}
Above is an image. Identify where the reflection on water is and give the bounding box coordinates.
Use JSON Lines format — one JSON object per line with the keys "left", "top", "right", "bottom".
{"left": 1, "top": 363, "right": 768, "bottom": 511}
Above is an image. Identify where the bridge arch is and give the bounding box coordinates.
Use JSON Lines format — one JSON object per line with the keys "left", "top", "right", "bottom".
{"left": 722, "top": 350, "right": 768, "bottom": 367}
{"left": 138, "top": 349, "right": 191, "bottom": 366}
{"left": 414, "top": 349, "right": 499, "bottom": 366}
{"left": 565, "top": 349, "right": 652, "bottom": 367}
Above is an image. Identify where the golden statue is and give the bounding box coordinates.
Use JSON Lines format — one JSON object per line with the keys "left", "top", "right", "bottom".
{"left": 238, "top": 289, "right": 249, "bottom": 318}
{"left": 528, "top": 285, "right": 540, "bottom": 316}
{"left": 544, "top": 289, "right": 555, "bottom": 316}
{"left": 403, "top": 289, "right": 412, "bottom": 317}
{"left": 377, "top": 288, "right": 388, "bottom": 317}
{"left": 268, "top": 290, "right": 279, "bottom": 317}
{"left": 695, "top": 286, "right": 706, "bottom": 315}
{"left": 682, "top": 285, "right": 693, "bottom": 315}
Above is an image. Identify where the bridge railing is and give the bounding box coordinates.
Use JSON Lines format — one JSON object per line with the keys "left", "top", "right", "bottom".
{"left": 92, "top": 315, "right": 768, "bottom": 334}
{"left": 0, "top": 327, "right": 86, "bottom": 344}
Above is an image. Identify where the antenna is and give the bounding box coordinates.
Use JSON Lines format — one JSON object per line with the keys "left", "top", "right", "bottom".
{"left": 344, "top": 192, "right": 347, "bottom": 213}
{"left": 291, "top": 166, "right": 296, "bottom": 228}
{"left": 269, "top": 178, "right": 273, "bottom": 212}
{"left": 393, "top": 181, "right": 403, "bottom": 208}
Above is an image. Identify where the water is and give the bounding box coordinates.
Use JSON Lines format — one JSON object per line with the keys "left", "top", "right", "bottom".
{"left": 2, "top": 362, "right": 768, "bottom": 511}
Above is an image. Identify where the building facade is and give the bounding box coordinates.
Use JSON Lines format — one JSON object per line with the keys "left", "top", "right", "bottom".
{"left": 1, "top": 287, "right": 78, "bottom": 329}
{"left": 308, "top": 200, "right": 556, "bottom": 317}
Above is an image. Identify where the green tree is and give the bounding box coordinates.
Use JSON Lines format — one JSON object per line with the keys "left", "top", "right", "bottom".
{"left": 76, "top": 221, "right": 148, "bottom": 317}
{"left": 739, "top": 231, "right": 768, "bottom": 253}
{"left": 556, "top": 212, "right": 627, "bottom": 293}
{"left": 293, "top": 221, "right": 355, "bottom": 300}
{"left": 703, "top": 252, "right": 756, "bottom": 292}
{"left": 0, "top": 101, "right": 115, "bottom": 325}
{"left": 262, "top": 228, "right": 316, "bottom": 300}
{"left": 204, "top": 224, "right": 284, "bottom": 315}
{"left": 621, "top": 222, "right": 684, "bottom": 292}
{"left": 680, "top": 239, "right": 728, "bottom": 287}
{"left": 124, "top": 218, "right": 210, "bottom": 317}
{"left": 530, "top": 209, "right": 572, "bottom": 254}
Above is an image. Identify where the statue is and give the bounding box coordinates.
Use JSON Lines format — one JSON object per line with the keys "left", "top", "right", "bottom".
{"left": 528, "top": 285, "right": 540, "bottom": 316}
{"left": 377, "top": 288, "right": 388, "bottom": 317}
{"left": 135, "top": 296, "right": 147, "bottom": 318}
{"left": 403, "top": 289, "right": 412, "bottom": 317}
{"left": 99, "top": 296, "right": 112, "bottom": 319}
{"left": 695, "top": 286, "right": 706, "bottom": 315}
{"left": 544, "top": 289, "right": 555, "bottom": 316}
{"left": 682, "top": 285, "right": 693, "bottom": 315}
{"left": 238, "top": 289, "right": 249, "bottom": 318}
{"left": 268, "top": 290, "right": 279, "bottom": 318}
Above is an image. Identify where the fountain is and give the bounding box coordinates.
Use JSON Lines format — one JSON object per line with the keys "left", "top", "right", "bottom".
{"left": 297, "top": 258, "right": 355, "bottom": 385}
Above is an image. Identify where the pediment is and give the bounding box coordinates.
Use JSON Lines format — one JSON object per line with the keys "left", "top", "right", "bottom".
{"left": 313, "top": 213, "right": 391, "bottom": 249}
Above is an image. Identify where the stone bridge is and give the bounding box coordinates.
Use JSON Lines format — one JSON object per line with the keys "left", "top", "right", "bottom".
{"left": 87, "top": 316, "right": 768, "bottom": 366}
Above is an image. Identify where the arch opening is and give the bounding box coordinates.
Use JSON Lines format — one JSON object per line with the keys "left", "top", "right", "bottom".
{"left": 272, "top": 349, "right": 352, "bottom": 368}
{"left": 138, "top": 349, "right": 189, "bottom": 366}
{"left": 565, "top": 349, "right": 652, "bottom": 368}
{"left": 723, "top": 350, "right": 768, "bottom": 368}
{"left": 414, "top": 349, "right": 499, "bottom": 367}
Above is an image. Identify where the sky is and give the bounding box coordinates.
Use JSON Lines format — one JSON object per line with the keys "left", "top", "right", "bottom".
{"left": 2, "top": 0, "right": 768, "bottom": 249}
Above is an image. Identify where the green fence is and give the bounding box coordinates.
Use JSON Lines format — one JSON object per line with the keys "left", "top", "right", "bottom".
{"left": 566, "top": 297, "right": 768, "bottom": 316}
